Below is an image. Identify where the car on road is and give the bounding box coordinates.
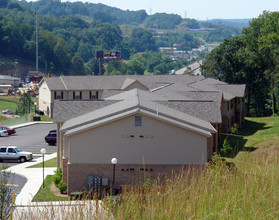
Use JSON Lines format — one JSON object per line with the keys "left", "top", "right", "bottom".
{"left": 45, "top": 131, "right": 57, "bottom": 145}
{"left": 0, "top": 130, "right": 8, "bottom": 137}
{"left": 0, "top": 146, "right": 33, "bottom": 162}
{"left": 2, "top": 109, "right": 14, "bottom": 115}
{"left": 0, "top": 126, "right": 16, "bottom": 135}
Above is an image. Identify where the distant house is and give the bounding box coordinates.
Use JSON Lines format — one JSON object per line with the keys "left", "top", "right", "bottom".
{"left": 0, "top": 75, "right": 20, "bottom": 93}
{"left": 38, "top": 75, "right": 245, "bottom": 194}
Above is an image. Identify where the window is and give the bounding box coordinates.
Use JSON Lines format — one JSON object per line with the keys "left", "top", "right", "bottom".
{"left": 0, "top": 148, "right": 7, "bottom": 153}
{"left": 90, "top": 91, "right": 99, "bottom": 99}
{"left": 227, "top": 102, "right": 230, "bottom": 111}
{"left": 54, "top": 91, "right": 63, "bottom": 100}
{"left": 73, "top": 91, "right": 82, "bottom": 100}
{"left": 8, "top": 148, "right": 16, "bottom": 153}
{"left": 135, "top": 116, "right": 142, "bottom": 126}
{"left": 230, "top": 100, "right": 233, "bottom": 109}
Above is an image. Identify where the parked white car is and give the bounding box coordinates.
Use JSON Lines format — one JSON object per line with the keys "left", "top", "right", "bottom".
{"left": 0, "top": 130, "right": 8, "bottom": 137}
{"left": 0, "top": 146, "right": 33, "bottom": 162}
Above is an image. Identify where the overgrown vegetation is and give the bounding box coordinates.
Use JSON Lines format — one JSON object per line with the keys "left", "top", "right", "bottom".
{"left": 107, "top": 150, "right": 279, "bottom": 219}
{"left": 0, "top": 169, "right": 13, "bottom": 219}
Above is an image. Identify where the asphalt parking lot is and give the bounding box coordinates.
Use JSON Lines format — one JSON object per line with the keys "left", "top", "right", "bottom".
{"left": 0, "top": 123, "right": 57, "bottom": 166}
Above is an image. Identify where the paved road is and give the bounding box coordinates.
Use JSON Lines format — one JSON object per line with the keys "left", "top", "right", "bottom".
{"left": 0, "top": 123, "right": 58, "bottom": 203}
{"left": 0, "top": 123, "right": 57, "bottom": 154}
{"left": 0, "top": 170, "right": 27, "bottom": 197}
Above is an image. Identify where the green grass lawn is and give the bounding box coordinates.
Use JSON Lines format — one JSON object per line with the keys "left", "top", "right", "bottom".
{"left": 28, "top": 157, "right": 57, "bottom": 168}
{"left": 0, "top": 97, "right": 18, "bottom": 112}
{"left": 221, "top": 116, "right": 279, "bottom": 160}
{"left": 32, "top": 175, "right": 69, "bottom": 202}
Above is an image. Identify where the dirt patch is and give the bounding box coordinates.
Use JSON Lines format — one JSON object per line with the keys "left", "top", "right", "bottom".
{"left": 50, "top": 182, "right": 68, "bottom": 197}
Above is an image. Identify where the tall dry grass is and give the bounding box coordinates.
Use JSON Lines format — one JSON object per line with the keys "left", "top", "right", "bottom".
{"left": 107, "top": 151, "right": 279, "bottom": 219}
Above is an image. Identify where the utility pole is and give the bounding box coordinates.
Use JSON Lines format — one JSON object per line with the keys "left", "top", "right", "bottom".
{"left": 36, "top": 12, "right": 39, "bottom": 72}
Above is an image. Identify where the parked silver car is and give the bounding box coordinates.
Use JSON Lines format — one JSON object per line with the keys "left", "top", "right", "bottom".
{"left": 0, "top": 130, "right": 8, "bottom": 137}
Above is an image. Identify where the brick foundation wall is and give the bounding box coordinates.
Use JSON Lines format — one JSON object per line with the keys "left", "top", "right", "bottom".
{"left": 66, "top": 163, "right": 201, "bottom": 194}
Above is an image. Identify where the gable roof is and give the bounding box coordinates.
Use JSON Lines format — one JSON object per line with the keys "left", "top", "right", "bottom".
{"left": 121, "top": 78, "right": 149, "bottom": 90}
{"left": 61, "top": 89, "right": 216, "bottom": 137}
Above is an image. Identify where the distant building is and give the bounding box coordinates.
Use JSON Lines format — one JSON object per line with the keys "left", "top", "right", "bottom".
{"left": 0, "top": 75, "right": 20, "bottom": 93}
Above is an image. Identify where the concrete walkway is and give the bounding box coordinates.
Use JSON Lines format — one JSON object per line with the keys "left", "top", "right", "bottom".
{"left": 7, "top": 152, "right": 57, "bottom": 205}
{"left": 3, "top": 122, "right": 108, "bottom": 218}
{"left": 7, "top": 154, "right": 108, "bottom": 219}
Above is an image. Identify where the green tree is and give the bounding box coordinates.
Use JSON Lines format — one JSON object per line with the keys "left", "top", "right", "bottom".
{"left": 129, "top": 28, "right": 157, "bottom": 52}
{"left": 144, "top": 13, "right": 182, "bottom": 29}
{"left": 54, "top": 38, "right": 72, "bottom": 74}
{"left": 70, "top": 56, "right": 85, "bottom": 75}
{"left": 0, "top": 0, "right": 9, "bottom": 8}
{"left": 16, "top": 93, "right": 32, "bottom": 115}
{"left": 203, "top": 11, "right": 279, "bottom": 116}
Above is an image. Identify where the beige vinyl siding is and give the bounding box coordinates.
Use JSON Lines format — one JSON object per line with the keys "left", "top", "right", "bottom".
{"left": 68, "top": 114, "right": 207, "bottom": 165}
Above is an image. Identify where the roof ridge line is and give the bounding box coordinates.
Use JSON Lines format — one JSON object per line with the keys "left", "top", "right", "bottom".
{"left": 60, "top": 76, "right": 68, "bottom": 91}
{"left": 150, "top": 83, "right": 173, "bottom": 93}
{"left": 136, "top": 89, "right": 140, "bottom": 106}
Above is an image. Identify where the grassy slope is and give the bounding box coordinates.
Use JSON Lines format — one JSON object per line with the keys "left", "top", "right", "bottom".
{"left": 0, "top": 96, "right": 19, "bottom": 112}
{"left": 109, "top": 116, "right": 279, "bottom": 219}
{"left": 222, "top": 116, "right": 279, "bottom": 161}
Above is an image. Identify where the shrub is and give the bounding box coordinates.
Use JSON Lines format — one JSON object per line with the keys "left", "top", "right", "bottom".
{"left": 52, "top": 168, "right": 67, "bottom": 193}
{"left": 143, "top": 178, "right": 152, "bottom": 187}
{"left": 52, "top": 168, "right": 62, "bottom": 186}
{"left": 220, "top": 138, "right": 233, "bottom": 157}
{"left": 58, "top": 182, "right": 67, "bottom": 194}
{"left": 231, "top": 123, "right": 239, "bottom": 134}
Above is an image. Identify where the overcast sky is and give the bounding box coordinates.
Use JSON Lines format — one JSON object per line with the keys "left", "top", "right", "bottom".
{"left": 64, "top": 0, "right": 279, "bottom": 20}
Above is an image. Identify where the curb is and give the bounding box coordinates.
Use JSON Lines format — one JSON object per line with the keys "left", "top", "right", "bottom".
{"left": 10, "top": 121, "right": 54, "bottom": 129}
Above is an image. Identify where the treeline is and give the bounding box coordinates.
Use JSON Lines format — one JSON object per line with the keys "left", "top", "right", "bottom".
{"left": 0, "top": 2, "right": 199, "bottom": 76}
{"left": 105, "top": 51, "right": 188, "bottom": 75}
{"left": 18, "top": 0, "right": 148, "bottom": 25}
{"left": 0, "top": 0, "right": 243, "bottom": 76}
{"left": 202, "top": 11, "right": 279, "bottom": 117}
